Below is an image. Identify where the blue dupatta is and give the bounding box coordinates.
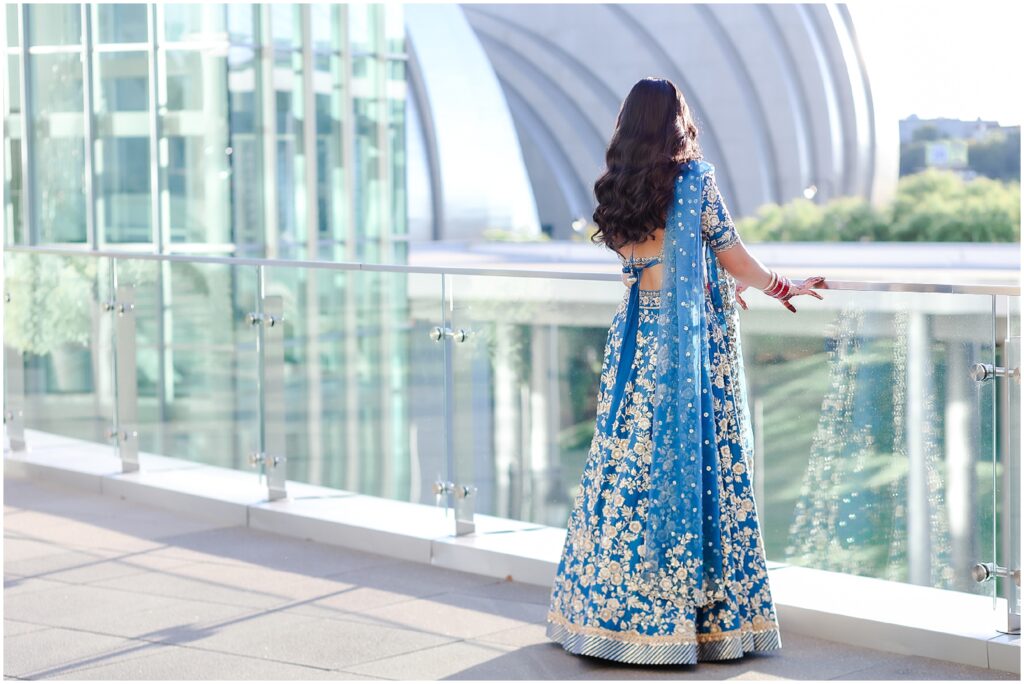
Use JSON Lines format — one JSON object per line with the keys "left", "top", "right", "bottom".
{"left": 623, "top": 159, "right": 730, "bottom": 610}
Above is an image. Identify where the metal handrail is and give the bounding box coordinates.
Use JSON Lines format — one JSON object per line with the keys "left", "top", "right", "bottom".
{"left": 4, "top": 244, "right": 1020, "bottom": 296}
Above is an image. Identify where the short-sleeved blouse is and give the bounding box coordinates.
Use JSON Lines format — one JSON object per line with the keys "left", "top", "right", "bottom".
{"left": 616, "top": 169, "right": 741, "bottom": 272}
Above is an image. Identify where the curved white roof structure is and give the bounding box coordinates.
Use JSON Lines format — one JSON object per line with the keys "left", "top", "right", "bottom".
{"left": 406, "top": 3, "right": 897, "bottom": 241}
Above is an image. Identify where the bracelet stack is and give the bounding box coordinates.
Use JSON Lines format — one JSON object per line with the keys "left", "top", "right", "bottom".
{"left": 761, "top": 270, "right": 794, "bottom": 299}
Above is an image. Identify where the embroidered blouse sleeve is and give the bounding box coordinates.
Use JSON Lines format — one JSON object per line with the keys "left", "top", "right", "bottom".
{"left": 701, "top": 170, "right": 741, "bottom": 253}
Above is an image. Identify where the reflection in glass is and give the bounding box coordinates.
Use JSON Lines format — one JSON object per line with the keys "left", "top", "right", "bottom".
{"left": 348, "top": 3, "right": 377, "bottom": 54}
{"left": 310, "top": 4, "right": 339, "bottom": 52}
{"left": 384, "top": 3, "right": 405, "bottom": 53}
{"left": 93, "top": 52, "right": 151, "bottom": 244}
{"left": 4, "top": 54, "right": 22, "bottom": 243}
{"left": 273, "top": 47, "right": 304, "bottom": 253}
{"left": 227, "top": 46, "right": 262, "bottom": 250}
{"left": 747, "top": 293, "right": 997, "bottom": 596}
{"left": 26, "top": 3, "right": 81, "bottom": 46}
{"left": 387, "top": 60, "right": 407, "bottom": 238}
{"left": 315, "top": 52, "right": 345, "bottom": 243}
{"left": 269, "top": 3, "right": 298, "bottom": 50}
{"left": 353, "top": 56, "right": 382, "bottom": 251}
{"left": 120, "top": 258, "right": 259, "bottom": 468}
{"left": 225, "top": 3, "right": 254, "bottom": 44}
{"left": 164, "top": 3, "right": 225, "bottom": 43}
{"left": 6, "top": 4, "right": 19, "bottom": 47}
{"left": 2, "top": 253, "right": 112, "bottom": 441}
{"left": 95, "top": 3, "right": 148, "bottom": 44}
{"left": 162, "top": 50, "right": 230, "bottom": 244}
{"left": 28, "top": 52, "right": 86, "bottom": 243}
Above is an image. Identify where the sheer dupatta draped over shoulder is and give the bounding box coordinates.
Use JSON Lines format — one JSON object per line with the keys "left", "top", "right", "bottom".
{"left": 639, "top": 159, "right": 734, "bottom": 610}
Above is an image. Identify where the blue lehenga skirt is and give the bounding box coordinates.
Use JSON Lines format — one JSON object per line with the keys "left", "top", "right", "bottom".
{"left": 545, "top": 286, "right": 783, "bottom": 665}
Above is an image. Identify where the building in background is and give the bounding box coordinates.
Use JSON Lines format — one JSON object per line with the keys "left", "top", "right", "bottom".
{"left": 405, "top": 2, "right": 898, "bottom": 241}
{"left": 899, "top": 115, "right": 1002, "bottom": 144}
{"left": 1, "top": 4, "right": 414, "bottom": 495}
{"left": 2, "top": 3, "right": 407, "bottom": 263}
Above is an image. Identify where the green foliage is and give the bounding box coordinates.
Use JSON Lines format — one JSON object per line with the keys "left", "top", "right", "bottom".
{"left": 4, "top": 253, "right": 97, "bottom": 356}
{"left": 740, "top": 169, "right": 1020, "bottom": 243}
{"left": 911, "top": 124, "right": 943, "bottom": 142}
{"left": 899, "top": 142, "right": 926, "bottom": 176}
{"left": 900, "top": 126, "right": 1020, "bottom": 180}
{"left": 968, "top": 127, "right": 1021, "bottom": 181}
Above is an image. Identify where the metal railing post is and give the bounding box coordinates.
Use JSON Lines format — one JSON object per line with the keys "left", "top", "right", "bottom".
{"left": 249, "top": 274, "right": 287, "bottom": 501}
{"left": 110, "top": 284, "right": 139, "bottom": 472}
{"left": 3, "top": 288, "right": 26, "bottom": 451}
{"left": 999, "top": 333, "right": 1020, "bottom": 634}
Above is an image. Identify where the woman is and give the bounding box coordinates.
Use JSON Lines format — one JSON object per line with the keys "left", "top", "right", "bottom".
{"left": 545, "top": 77, "right": 827, "bottom": 665}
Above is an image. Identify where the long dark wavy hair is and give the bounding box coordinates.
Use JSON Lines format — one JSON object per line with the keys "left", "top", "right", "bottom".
{"left": 591, "top": 77, "right": 703, "bottom": 253}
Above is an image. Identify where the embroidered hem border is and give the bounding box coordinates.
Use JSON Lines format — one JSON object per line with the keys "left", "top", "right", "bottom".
{"left": 545, "top": 609, "right": 782, "bottom": 665}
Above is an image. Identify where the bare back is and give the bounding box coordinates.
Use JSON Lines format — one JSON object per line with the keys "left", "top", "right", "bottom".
{"left": 614, "top": 228, "right": 666, "bottom": 290}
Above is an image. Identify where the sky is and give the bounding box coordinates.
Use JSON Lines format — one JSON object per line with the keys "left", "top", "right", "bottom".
{"left": 846, "top": 0, "right": 1023, "bottom": 125}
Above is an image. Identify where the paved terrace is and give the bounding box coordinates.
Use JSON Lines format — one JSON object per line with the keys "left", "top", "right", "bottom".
{"left": 3, "top": 474, "right": 1018, "bottom": 681}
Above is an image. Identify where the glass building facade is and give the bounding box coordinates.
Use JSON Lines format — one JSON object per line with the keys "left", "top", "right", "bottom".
{"left": 2, "top": 3, "right": 407, "bottom": 261}
{"left": 2, "top": 4, "right": 415, "bottom": 495}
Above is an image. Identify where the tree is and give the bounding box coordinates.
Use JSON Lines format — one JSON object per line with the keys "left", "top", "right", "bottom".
{"left": 911, "top": 124, "right": 943, "bottom": 142}
{"left": 738, "top": 169, "right": 1019, "bottom": 243}
{"left": 968, "top": 127, "right": 1021, "bottom": 181}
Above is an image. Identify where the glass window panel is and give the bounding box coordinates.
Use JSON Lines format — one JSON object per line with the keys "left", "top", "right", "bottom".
{"left": 311, "top": 4, "right": 339, "bottom": 52}
{"left": 273, "top": 49, "right": 304, "bottom": 246}
{"left": 6, "top": 4, "right": 19, "bottom": 47}
{"left": 269, "top": 4, "right": 298, "bottom": 50}
{"left": 161, "top": 50, "right": 230, "bottom": 245}
{"left": 166, "top": 134, "right": 229, "bottom": 243}
{"left": 95, "top": 4, "right": 148, "bottom": 44}
{"left": 4, "top": 55, "right": 22, "bottom": 243}
{"left": 164, "top": 3, "right": 225, "bottom": 42}
{"left": 352, "top": 56, "right": 382, "bottom": 243}
{"left": 33, "top": 136, "right": 86, "bottom": 243}
{"left": 348, "top": 3, "right": 378, "bottom": 53}
{"left": 96, "top": 51, "right": 148, "bottom": 112}
{"left": 28, "top": 52, "right": 86, "bottom": 243}
{"left": 4, "top": 136, "right": 23, "bottom": 246}
{"left": 98, "top": 137, "right": 150, "bottom": 242}
{"left": 29, "top": 52, "right": 83, "bottom": 112}
{"left": 384, "top": 3, "right": 404, "bottom": 53}
{"left": 7, "top": 53, "right": 20, "bottom": 113}
{"left": 315, "top": 52, "right": 344, "bottom": 239}
{"left": 227, "top": 46, "right": 262, "bottom": 249}
{"left": 165, "top": 50, "right": 204, "bottom": 111}
{"left": 26, "top": 4, "right": 81, "bottom": 46}
{"left": 226, "top": 3, "right": 254, "bottom": 44}
{"left": 94, "top": 51, "right": 151, "bottom": 244}
{"left": 388, "top": 89, "right": 406, "bottom": 238}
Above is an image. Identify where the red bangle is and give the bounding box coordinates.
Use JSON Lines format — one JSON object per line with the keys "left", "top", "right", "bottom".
{"left": 762, "top": 271, "right": 792, "bottom": 299}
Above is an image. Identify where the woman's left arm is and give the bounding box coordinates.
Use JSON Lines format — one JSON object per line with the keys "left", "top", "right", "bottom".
{"left": 703, "top": 171, "right": 827, "bottom": 311}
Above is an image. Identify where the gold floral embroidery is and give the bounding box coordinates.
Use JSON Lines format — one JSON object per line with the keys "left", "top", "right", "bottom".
{"left": 548, "top": 170, "right": 778, "bottom": 656}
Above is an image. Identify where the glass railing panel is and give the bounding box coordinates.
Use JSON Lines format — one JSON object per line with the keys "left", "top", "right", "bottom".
{"left": 444, "top": 272, "right": 625, "bottom": 528}
{"left": 114, "top": 257, "right": 260, "bottom": 471}
{"left": 260, "top": 264, "right": 446, "bottom": 504}
{"left": 3, "top": 251, "right": 115, "bottom": 446}
{"left": 741, "top": 288, "right": 998, "bottom": 597}
{"left": 444, "top": 268, "right": 1003, "bottom": 596}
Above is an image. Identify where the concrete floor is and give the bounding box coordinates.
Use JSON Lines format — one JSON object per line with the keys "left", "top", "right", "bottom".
{"left": 3, "top": 474, "right": 1017, "bottom": 681}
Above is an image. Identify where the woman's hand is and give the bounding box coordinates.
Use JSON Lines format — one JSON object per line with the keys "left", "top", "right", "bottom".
{"left": 777, "top": 276, "right": 827, "bottom": 312}
{"left": 735, "top": 282, "right": 749, "bottom": 310}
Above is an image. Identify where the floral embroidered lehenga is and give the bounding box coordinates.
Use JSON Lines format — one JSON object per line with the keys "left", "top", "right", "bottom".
{"left": 545, "top": 160, "right": 783, "bottom": 665}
